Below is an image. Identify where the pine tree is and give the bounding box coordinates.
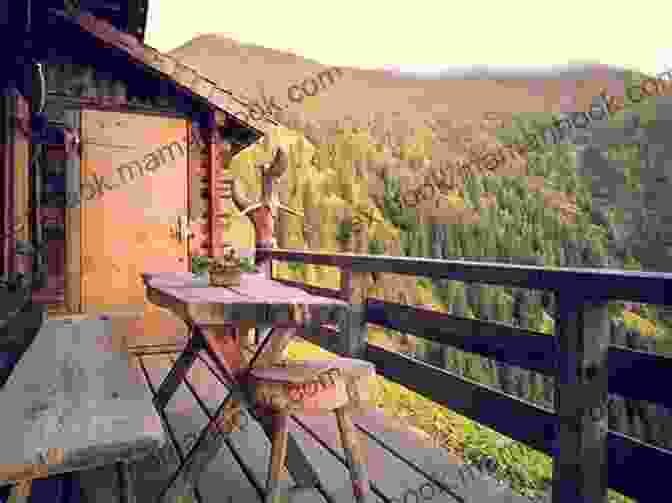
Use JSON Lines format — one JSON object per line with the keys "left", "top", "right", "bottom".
{"left": 336, "top": 141, "right": 355, "bottom": 204}
{"left": 512, "top": 289, "right": 526, "bottom": 327}
{"left": 484, "top": 227, "right": 497, "bottom": 260}
{"left": 462, "top": 351, "right": 475, "bottom": 380}
{"left": 443, "top": 280, "right": 458, "bottom": 311}
{"left": 494, "top": 289, "right": 512, "bottom": 323}
{"left": 466, "top": 284, "right": 481, "bottom": 318}
{"left": 479, "top": 286, "right": 495, "bottom": 321}
{"left": 470, "top": 176, "right": 483, "bottom": 210}
{"left": 453, "top": 283, "right": 468, "bottom": 317}
{"left": 442, "top": 224, "right": 453, "bottom": 258}
{"left": 302, "top": 177, "right": 320, "bottom": 250}
{"left": 443, "top": 345, "right": 460, "bottom": 375}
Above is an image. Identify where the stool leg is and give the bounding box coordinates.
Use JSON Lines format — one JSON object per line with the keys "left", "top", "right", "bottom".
{"left": 266, "top": 412, "right": 289, "bottom": 503}
{"left": 14, "top": 480, "right": 32, "bottom": 501}
{"left": 335, "top": 407, "right": 372, "bottom": 503}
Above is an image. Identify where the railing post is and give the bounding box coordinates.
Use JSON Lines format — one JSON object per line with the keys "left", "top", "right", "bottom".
{"left": 338, "top": 265, "right": 369, "bottom": 359}
{"left": 553, "top": 295, "right": 609, "bottom": 503}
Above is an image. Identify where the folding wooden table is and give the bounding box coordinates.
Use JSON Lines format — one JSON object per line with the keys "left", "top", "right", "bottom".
{"left": 141, "top": 272, "right": 353, "bottom": 502}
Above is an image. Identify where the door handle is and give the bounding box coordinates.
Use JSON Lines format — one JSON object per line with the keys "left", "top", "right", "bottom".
{"left": 175, "top": 216, "right": 195, "bottom": 243}
{"left": 171, "top": 216, "right": 184, "bottom": 243}
{"left": 170, "top": 222, "right": 180, "bottom": 242}
{"left": 178, "top": 215, "right": 186, "bottom": 243}
{"left": 171, "top": 216, "right": 195, "bottom": 243}
{"left": 182, "top": 216, "right": 195, "bottom": 240}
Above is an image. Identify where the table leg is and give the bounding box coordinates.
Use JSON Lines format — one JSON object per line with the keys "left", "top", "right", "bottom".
{"left": 238, "top": 321, "right": 257, "bottom": 363}
{"left": 202, "top": 325, "right": 246, "bottom": 376}
{"left": 158, "top": 324, "right": 328, "bottom": 501}
{"left": 249, "top": 325, "right": 295, "bottom": 370}
{"left": 116, "top": 460, "right": 135, "bottom": 503}
{"left": 154, "top": 334, "right": 203, "bottom": 410}
{"left": 157, "top": 387, "right": 239, "bottom": 502}
{"left": 255, "top": 324, "right": 273, "bottom": 346}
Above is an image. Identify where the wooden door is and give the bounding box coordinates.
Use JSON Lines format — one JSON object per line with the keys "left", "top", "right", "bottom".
{"left": 80, "top": 109, "right": 190, "bottom": 346}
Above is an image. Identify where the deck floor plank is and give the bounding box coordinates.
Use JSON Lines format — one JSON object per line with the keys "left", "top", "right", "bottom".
{"left": 77, "top": 464, "right": 121, "bottom": 503}
{"left": 188, "top": 358, "right": 330, "bottom": 503}
{"left": 293, "top": 412, "right": 462, "bottom": 503}
{"left": 355, "top": 409, "right": 473, "bottom": 500}
{"left": 74, "top": 337, "right": 535, "bottom": 503}
{"left": 134, "top": 354, "right": 260, "bottom": 502}
{"left": 285, "top": 416, "right": 386, "bottom": 503}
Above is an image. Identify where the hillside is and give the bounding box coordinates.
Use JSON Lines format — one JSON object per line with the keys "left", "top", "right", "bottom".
{"left": 169, "top": 35, "right": 642, "bottom": 274}
{"left": 173, "top": 36, "right": 672, "bottom": 503}
{"left": 169, "top": 34, "right": 626, "bottom": 157}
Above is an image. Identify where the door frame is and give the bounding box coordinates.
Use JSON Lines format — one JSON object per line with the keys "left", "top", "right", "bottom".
{"left": 62, "top": 107, "right": 80, "bottom": 313}
{"left": 63, "top": 106, "right": 192, "bottom": 313}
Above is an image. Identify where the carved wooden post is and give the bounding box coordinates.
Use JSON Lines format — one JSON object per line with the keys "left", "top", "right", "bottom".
{"left": 553, "top": 295, "right": 609, "bottom": 503}
{"left": 230, "top": 148, "right": 305, "bottom": 278}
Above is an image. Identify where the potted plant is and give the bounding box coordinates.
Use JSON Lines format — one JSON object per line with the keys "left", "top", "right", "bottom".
{"left": 191, "top": 255, "right": 211, "bottom": 280}
{"left": 207, "top": 249, "right": 259, "bottom": 287}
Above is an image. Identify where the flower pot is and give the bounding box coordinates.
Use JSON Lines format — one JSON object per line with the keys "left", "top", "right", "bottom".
{"left": 209, "top": 268, "right": 242, "bottom": 287}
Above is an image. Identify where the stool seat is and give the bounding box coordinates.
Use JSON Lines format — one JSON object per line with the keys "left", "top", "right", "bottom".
{"left": 249, "top": 358, "right": 376, "bottom": 415}
{"left": 249, "top": 357, "right": 376, "bottom": 503}
{"left": 250, "top": 357, "right": 375, "bottom": 382}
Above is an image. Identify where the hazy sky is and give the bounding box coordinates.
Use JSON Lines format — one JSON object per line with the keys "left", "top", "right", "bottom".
{"left": 145, "top": 0, "right": 672, "bottom": 77}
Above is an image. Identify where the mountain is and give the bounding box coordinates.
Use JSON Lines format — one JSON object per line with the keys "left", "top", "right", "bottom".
{"left": 168, "top": 35, "right": 628, "bottom": 154}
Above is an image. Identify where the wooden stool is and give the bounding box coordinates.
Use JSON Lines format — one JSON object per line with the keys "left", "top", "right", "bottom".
{"left": 247, "top": 358, "right": 376, "bottom": 503}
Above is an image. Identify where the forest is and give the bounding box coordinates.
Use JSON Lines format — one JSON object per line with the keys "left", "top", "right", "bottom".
{"left": 225, "top": 76, "right": 672, "bottom": 501}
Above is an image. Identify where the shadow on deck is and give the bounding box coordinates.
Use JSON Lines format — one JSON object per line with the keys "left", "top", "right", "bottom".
{"left": 91, "top": 340, "right": 535, "bottom": 503}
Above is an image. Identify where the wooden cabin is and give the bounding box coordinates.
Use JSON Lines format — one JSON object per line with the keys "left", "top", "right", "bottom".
{"left": 2, "top": 1, "right": 277, "bottom": 343}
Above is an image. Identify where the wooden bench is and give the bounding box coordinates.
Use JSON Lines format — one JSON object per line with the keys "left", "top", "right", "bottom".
{"left": 0, "top": 316, "right": 166, "bottom": 501}
{"left": 0, "top": 299, "right": 46, "bottom": 389}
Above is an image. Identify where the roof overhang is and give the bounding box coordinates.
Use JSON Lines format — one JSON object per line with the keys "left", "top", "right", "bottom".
{"left": 57, "top": 1, "right": 150, "bottom": 43}
{"left": 41, "top": 6, "right": 277, "bottom": 155}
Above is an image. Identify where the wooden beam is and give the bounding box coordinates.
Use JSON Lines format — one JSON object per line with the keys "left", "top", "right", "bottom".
{"left": 272, "top": 272, "right": 672, "bottom": 408}
{"left": 272, "top": 278, "right": 341, "bottom": 300}
{"left": 367, "top": 298, "right": 672, "bottom": 408}
{"left": 80, "top": 1, "right": 123, "bottom": 12}
{"left": 266, "top": 249, "right": 672, "bottom": 306}
{"left": 63, "top": 109, "right": 81, "bottom": 313}
{"left": 312, "top": 322, "right": 672, "bottom": 503}
{"left": 338, "top": 266, "right": 369, "bottom": 360}
{"left": 366, "top": 299, "right": 554, "bottom": 375}
{"left": 366, "top": 344, "right": 556, "bottom": 456}
{"left": 607, "top": 430, "right": 672, "bottom": 502}
{"left": 608, "top": 345, "right": 672, "bottom": 409}
{"left": 552, "top": 296, "right": 609, "bottom": 503}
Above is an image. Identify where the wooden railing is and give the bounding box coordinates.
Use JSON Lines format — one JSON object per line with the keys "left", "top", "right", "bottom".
{"left": 263, "top": 248, "right": 672, "bottom": 503}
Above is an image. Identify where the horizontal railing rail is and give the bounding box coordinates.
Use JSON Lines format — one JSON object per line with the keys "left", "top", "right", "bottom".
{"left": 266, "top": 249, "right": 672, "bottom": 305}
{"left": 265, "top": 248, "right": 672, "bottom": 503}
{"left": 366, "top": 299, "right": 672, "bottom": 409}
